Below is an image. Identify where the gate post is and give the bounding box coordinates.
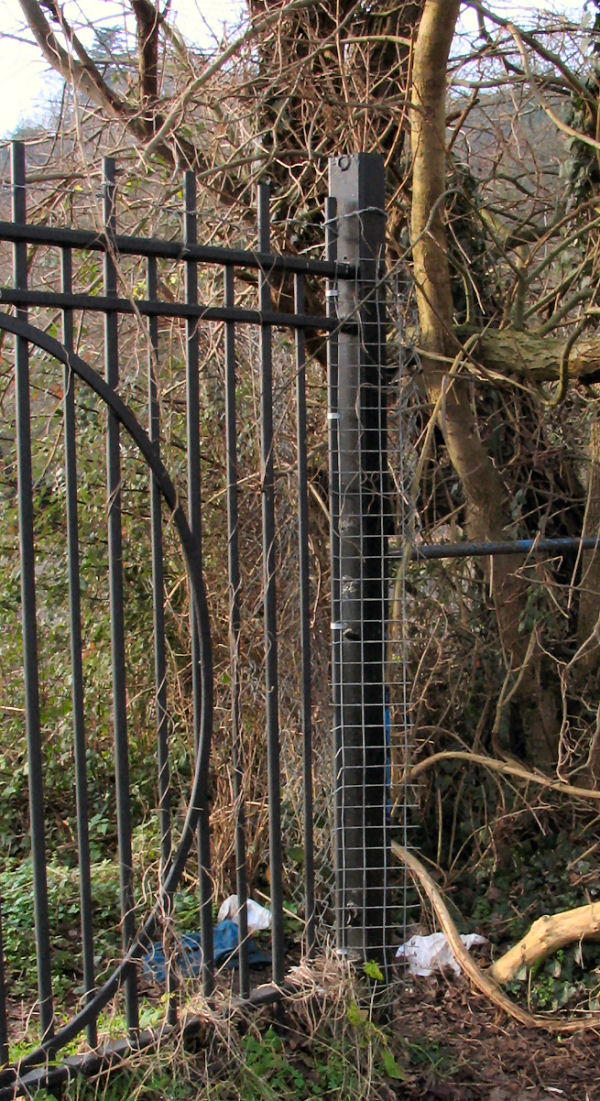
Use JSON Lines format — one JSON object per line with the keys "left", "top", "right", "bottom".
{"left": 328, "top": 154, "right": 390, "bottom": 970}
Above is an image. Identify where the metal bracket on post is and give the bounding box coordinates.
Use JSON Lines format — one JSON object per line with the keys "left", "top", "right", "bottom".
{"left": 328, "top": 154, "right": 390, "bottom": 973}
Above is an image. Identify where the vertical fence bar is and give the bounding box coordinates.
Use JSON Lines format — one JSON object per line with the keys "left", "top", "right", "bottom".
{"left": 103, "top": 157, "right": 139, "bottom": 1031}
{"left": 11, "top": 140, "right": 55, "bottom": 1043}
{"left": 0, "top": 900, "right": 8, "bottom": 1065}
{"left": 184, "top": 171, "right": 214, "bottom": 996}
{"left": 224, "top": 264, "right": 250, "bottom": 997}
{"left": 257, "top": 184, "right": 284, "bottom": 985}
{"left": 328, "top": 154, "right": 389, "bottom": 969}
{"left": 147, "top": 254, "right": 171, "bottom": 877}
{"left": 326, "top": 196, "right": 344, "bottom": 947}
{"left": 146, "top": 255, "right": 176, "bottom": 1023}
{"left": 294, "top": 273, "right": 315, "bottom": 958}
{"left": 61, "top": 246, "right": 97, "bottom": 1047}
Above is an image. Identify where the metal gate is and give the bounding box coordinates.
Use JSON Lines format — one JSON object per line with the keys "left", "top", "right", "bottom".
{"left": 0, "top": 143, "right": 393, "bottom": 1096}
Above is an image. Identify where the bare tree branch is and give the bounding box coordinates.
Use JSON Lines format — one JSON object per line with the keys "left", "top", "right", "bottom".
{"left": 17, "top": 0, "right": 128, "bottom": 114}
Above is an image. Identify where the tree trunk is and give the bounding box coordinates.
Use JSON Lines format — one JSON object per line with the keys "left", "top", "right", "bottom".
{"left": 410, "top": 1, "right": 559, "bottom": 767}
{"left": 577, "top": 413, "right": 600, "bottom": 662}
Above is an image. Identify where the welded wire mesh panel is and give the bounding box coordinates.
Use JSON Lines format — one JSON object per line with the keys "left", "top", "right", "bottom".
{"left": 328, "top": 154, "right": 415, "bottom": 976}
{"left": 385, "top": 269, "right": 422, "bottom": 960}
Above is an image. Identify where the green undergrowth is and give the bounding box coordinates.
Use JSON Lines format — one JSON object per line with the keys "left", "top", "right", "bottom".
{"left": 0, "top": 856, "right": 123, "bottom": 995}
{"left": 457, "top": 824, "right": 600, "bottom": 1013}
{"left": 29, "top": 963, "right": 436, "bottom": 1101}
{"left": 0, "top": 817, "right": 207, "bottom": 1012}
{"left": 505, "top": 943, "right": 600, "bottom": 1014}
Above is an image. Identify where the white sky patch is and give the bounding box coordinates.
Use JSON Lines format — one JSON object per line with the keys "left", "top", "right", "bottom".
{"left": 459, "top": 0, "right": 584, "bottom": 29}
{"left": 0, "top": 0, "right": 243, "bottom": 138}
{"left": 0, "top": 1, "right": 590, "bottom": 140}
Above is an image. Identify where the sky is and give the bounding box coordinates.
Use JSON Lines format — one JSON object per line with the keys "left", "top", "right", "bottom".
{"left": 0, "top": 0, "right": 243, "bottom": 138}
{"left": 0, "top": 0, "right": 589, "bottom": 140}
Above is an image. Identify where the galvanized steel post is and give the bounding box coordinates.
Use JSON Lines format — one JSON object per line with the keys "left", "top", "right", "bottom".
{"left": 328, "top": 154, "right": 390, "bottom": 970}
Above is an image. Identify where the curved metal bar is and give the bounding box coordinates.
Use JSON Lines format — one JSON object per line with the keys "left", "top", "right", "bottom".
{"left": 0, "top": 311, "right": 214, "bottom": 1074}
{"left": 0, "top": 981, "right": 295, "bottom": 1101}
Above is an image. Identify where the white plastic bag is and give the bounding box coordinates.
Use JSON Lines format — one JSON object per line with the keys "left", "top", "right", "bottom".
{"left": 395, "top": 931, "right": 487, "bottom": 976}
{"left": 217, "top": 894, "right": 272, "bottom": 933}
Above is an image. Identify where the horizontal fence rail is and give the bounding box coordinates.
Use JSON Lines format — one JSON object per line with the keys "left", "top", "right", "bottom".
{"left": 399, "top": 535, "right": 600, "bottom": 561}
{"left": 0, "top": 286, "right": 353, "bottom": 332}
{"left": 0, "top": 218, "right": 355, "bottom": 277}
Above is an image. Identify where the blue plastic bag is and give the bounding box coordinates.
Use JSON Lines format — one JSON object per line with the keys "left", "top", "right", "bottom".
{"left": 143, "top": 920, "right": 271, "bottom": 984}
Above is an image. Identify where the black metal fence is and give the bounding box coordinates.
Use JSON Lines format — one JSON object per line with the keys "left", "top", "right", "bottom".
{"left": 0, "top": 144, "right": 395, "bottom": 1095}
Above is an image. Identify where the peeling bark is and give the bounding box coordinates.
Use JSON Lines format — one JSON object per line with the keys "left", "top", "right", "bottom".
{"left": 490, "top": 903, "right": 600, "bottom": 984}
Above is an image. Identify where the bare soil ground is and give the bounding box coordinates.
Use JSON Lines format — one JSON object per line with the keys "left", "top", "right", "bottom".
{"left": 389, "top": 975, "right": 600, "bottom": 1101}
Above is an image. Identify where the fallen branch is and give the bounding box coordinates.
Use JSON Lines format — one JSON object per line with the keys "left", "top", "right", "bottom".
{"left": 392, "top": 841, "right": 600, "bottom": 1033}
{"left": 490, "top": 903, "right": 600, "bottom": 984}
